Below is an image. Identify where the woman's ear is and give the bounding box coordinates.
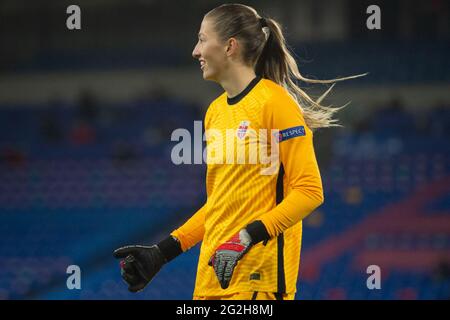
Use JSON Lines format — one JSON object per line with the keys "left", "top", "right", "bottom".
{"left": 225, "top": 37, "right": 239, "bottom": 57}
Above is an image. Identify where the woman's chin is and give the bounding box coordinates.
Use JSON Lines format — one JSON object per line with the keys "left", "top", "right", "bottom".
{"left": 202, "top": 69, "right": 216, "bottom": 81}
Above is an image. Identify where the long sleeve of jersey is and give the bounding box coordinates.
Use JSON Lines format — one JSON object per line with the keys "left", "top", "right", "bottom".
{"left": 171, "top": 204, "right": 206, "bottom": 252}
{"left": 258, "top": 93, "right": 324, "bottom": 238}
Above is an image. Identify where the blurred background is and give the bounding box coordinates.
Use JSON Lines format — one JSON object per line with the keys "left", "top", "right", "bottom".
{"left": 0, "top": 0, "right": 449, "bottom": 300}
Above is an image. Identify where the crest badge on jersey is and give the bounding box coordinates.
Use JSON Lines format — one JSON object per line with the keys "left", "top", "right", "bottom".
{"left": 237, "top": 120, "right": 250, "bottom": 140}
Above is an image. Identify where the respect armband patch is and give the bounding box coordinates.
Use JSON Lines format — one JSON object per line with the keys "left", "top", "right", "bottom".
{"left": 275, "top": 126, "right": 306, "bottom": 142}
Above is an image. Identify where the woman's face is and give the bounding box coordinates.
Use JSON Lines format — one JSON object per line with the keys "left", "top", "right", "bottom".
{"left": 192, "top": 18, "right": 228, "bottom": 81}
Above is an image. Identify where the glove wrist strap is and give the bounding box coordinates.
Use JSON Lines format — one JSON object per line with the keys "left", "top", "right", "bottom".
{"left": 157, "top": 235, "right": 183, "bottom": 263}
{"left": 246, "top": 220, "right": 270, "bottom": 244}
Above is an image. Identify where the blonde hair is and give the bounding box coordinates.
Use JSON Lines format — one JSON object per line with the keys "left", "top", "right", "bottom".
{"left": 206, "top": 4, "right": 367, "bottom": 130}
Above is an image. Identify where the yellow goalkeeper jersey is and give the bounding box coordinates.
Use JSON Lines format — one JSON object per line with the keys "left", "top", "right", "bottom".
{"left": 171, "top": 77, "right": 324, "bottom": 297}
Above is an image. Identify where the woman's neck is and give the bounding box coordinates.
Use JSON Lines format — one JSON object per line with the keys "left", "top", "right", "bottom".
{"left": 220, "top": 65, "right": 257, "bottom": 98}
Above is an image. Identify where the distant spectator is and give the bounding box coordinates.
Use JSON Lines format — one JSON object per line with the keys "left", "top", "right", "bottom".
{"left": 384, "top": 97, "right": 405, "bottom": 114}
{"left": 78, "top": 90, "right": 99, "bottom": 122}
{"left": 69, "top": 121, "right": 96, "bottom": 145}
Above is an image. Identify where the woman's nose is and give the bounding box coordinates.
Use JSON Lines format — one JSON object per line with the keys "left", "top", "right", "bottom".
{"left": 192, "top": 45, "right": 200, "bottom": 59}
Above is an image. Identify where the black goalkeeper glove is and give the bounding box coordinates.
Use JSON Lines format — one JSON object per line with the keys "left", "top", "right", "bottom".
{"left": 113, "top": 235, "right": 182, "bottom": 292}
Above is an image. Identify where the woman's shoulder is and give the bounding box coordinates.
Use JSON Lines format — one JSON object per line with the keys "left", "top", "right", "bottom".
{"left": 260, "top": 78, "right": 298, "bottom": 108}
{"left": 260, "top": 78, "right": 295, "bottom": 102}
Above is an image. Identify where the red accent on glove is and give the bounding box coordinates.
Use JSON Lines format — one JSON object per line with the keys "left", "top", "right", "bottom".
{"left": 209, "top": 231, "right": 248, "bottom": 266}
{"left": 216, "top": 243, "right": 246, "bottom": 252}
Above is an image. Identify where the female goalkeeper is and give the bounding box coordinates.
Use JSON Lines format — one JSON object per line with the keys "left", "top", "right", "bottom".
{"left": 114, "top": 3, "right": 365, "bottom": 300}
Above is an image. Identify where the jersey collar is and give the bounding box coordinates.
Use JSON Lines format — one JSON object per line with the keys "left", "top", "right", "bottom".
{"left": 227, "top": 76, "right": 262, "bottom": 105}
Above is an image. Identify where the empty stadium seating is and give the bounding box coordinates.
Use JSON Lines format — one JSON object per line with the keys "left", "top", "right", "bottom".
{"left": 0, "top": 98, "right": 449, "bottom": 299}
